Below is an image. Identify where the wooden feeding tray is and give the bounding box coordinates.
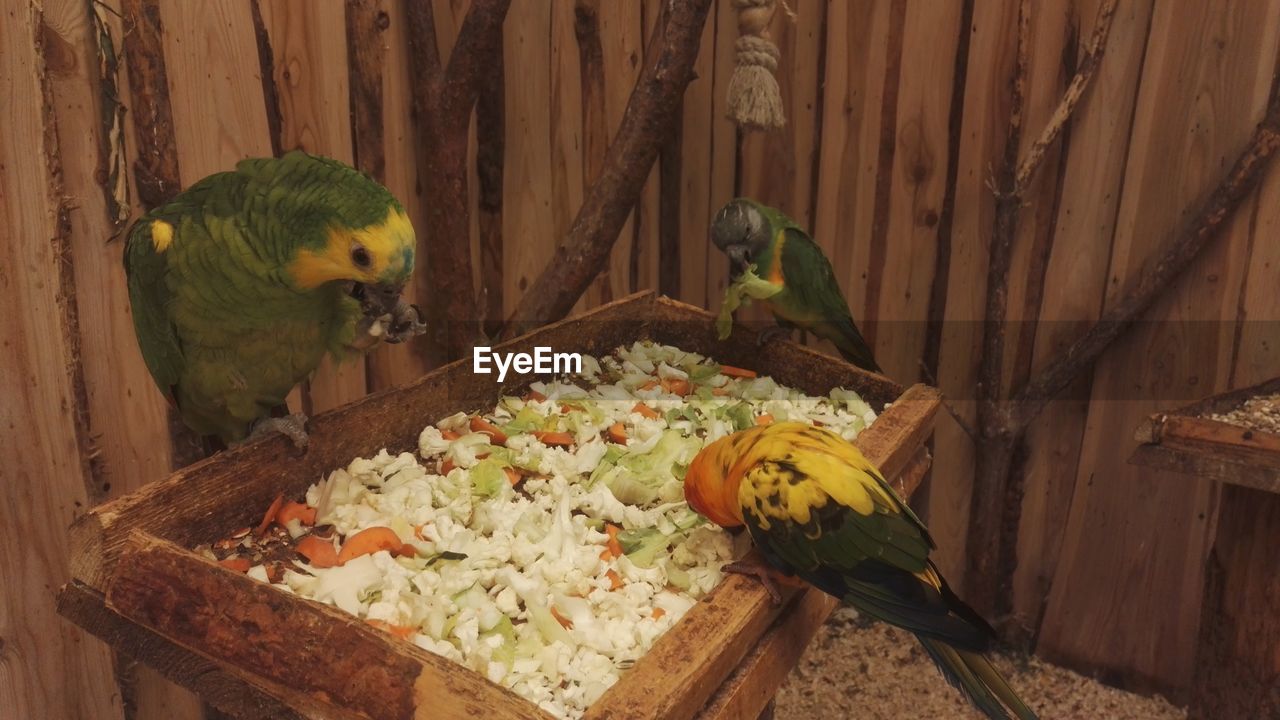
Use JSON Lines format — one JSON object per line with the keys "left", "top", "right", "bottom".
{"left": 59, "top": 292, "right": 940, "bottom": 720}
{"left": 1131, "top": 376, "right": 1280, "bottom": 493}
{"left": 1130, "top": 376, "right": 1280, "bottom": 720}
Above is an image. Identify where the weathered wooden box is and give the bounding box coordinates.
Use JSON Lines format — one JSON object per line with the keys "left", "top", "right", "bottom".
{"left": 59, "top": 292, "right": 939, "bottom": 720}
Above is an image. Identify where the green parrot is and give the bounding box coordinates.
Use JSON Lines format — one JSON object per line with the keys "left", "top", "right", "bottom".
{"left": 124, "top": 150, "right": 425, "bottom": 449}
{"left": 710, "top": 198, "right": 880, "bottom": 373}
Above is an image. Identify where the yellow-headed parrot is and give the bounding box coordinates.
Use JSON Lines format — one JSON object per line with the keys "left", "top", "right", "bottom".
{"left": 684, "top": 422, "right": 1037, "bottom": 720}
{"left": 125, "top": 151, "right": 425, "bottom": 449}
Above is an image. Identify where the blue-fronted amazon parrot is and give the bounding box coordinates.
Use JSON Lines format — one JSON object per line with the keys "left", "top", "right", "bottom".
{"left": 710, "top": 198, "right": 880, "bottom": 373}
{"left": 124, "top": 150, "right": 425, "bottom": 449}
{"left": 684, "top": 422, "right": 1037, "bottom": 720}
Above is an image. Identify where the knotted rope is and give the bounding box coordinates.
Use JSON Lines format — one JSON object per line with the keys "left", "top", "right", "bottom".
{"left": 725, "top": 0, "right": 793, "bottom": 131}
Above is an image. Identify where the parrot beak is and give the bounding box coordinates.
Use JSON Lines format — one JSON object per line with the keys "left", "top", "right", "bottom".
{"left": 726, "top": 245, "right": 749, "bottom": 279}
{"left": 350, "top": 280, "right": 406, "bottom": 317}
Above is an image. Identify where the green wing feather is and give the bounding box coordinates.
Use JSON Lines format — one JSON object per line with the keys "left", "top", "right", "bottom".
{"left": 773, "top": 228, "right": 880, "bottom": 372}
{"left": 124, "top": 218, "right": 184, "bottom": 403}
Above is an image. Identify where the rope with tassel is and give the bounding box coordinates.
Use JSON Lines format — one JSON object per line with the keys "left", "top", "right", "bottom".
{"left": 726, "top": 0, "right": 794, "bottom": 131}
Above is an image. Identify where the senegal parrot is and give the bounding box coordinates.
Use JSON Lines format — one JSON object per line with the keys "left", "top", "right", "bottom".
{"left": 710, "top": 198, "right": 880, "bottom": 373}
{"left": 124, "top": 150, "right": 425, "bottom": 449}
{"left": 684, "top": 422, "right": 1037, "bottom": 720}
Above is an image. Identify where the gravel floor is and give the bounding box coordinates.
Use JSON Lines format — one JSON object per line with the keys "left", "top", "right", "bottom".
{"left": 775, "top": 609, "right": 1186, "bottom": 720}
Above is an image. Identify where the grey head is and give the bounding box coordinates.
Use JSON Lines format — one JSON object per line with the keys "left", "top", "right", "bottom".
{"left": 710, "top": 198, "right": 770, "bottom": 277}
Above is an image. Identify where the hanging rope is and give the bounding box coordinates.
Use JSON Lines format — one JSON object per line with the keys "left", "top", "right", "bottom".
{"left": 725, "top": 0, "right": 793, "bottom": 131}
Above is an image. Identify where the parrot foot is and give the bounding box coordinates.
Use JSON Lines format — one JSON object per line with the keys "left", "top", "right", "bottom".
{"left": 721, "top": 560, "right": 787, "bottom": 605}
{"left": 248, "top": 412, "right": 310, "bottom": 450}
{"left": 755, "top": 325, "right": 794, "bottom": 347}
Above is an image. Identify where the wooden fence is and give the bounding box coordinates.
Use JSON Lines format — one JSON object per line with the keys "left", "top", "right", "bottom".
{"left": 2, "top": 0, "right": 1278, "bottom": 717}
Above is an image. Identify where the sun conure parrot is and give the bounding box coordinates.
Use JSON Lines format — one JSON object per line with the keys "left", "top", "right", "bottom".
{"left": 124, "top": 150, "right": 425, "bottom": 449}
{"left": 684, "top": 422, "right": 1037, "bottom": 720}
{"left": 710, "top": 198, "right": 880, "bottom": 373}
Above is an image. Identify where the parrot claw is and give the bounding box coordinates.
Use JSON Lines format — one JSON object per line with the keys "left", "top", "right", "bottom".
{"left": 247, "top": 412, "right": 310, "bottom": 450}
{"left": 721, "top": 560, "right": 785, "bottom": 605}
{"left": 756, "top": 325, "right": 794, "bottom": 347}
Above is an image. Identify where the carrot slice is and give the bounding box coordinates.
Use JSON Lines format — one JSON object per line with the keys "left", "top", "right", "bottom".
{"left": 605, "top": 524, "right": 623, "bottom": 559}
{"left": 504, "top": 467, "right": 522, "bottom": 486}
{"left": 367, "top": 619, "right": 417, "bottom": 639}
{"left": 297, "top": 535, "right": 340, "bottom": 568}
{"left": 469, "top": 416, "right": 508, "bottom": 445}
{"left": 219, "top": 557, "right": 252, "bottom": 573}
{"left": 524, "top": 389, "right": 548, "bottom": 402}
{"left": 632, "top": 403, "right": 660, "bottom": 420}
{"left": 532, "top": 430, "right": 575, "bottom": 447}
{"left": 606, "top": 570, "right": 624, "bottom": 591}
{"left": 276, "top": 501, "right": 317, "bottom": 527}
{"left": 661, "top": 378, "right": 691, "bottom": 396}
{"left": 711, "top": 387, "right": 732, "bottom": 396}
{"left": 755, "top": 413, "right": 775, "bottom": 426}
{"left": 652, "top": 608, "right": 666, "bottom": 620}
{"left": 559, "top": 403, "right": 576, "bottom": 413}
{"left": 719, "top": 364, "right": 758, "bottom": 379}
{"left": 599, "top": 548, "right": 614, "bottom": 561}
{"left": 255, "top": 493, "right": 284, "bottom": 535}
{"left": 337, "top": 526, "right": 405, "bottom": 565}
{"left": 638, "top": 379, "right": 659, "bottom": 391}
{"left": 550, "top": 606, "right": 574, "bottom": 630}
{"left": 441, "top": 458, "right": 457, "bottom": 474}
{"left": 607, "top": 422, "right": 628, "bottom": 444}
{"left": 441, "top": 429, "right": 461, "bottom": 440}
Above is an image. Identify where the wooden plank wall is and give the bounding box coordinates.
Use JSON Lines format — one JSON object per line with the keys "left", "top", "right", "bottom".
{"left": 3, "top": 0, "right": 1279, "bottom": 716}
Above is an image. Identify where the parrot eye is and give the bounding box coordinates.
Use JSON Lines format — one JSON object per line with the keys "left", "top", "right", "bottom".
{"left": 350, "top": 243, "right": 372, "bottom": 269}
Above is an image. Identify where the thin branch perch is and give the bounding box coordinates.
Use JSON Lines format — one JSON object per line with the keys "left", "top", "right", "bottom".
{"left": 407, "top": 0, "right": 512, "bottom": 363}
{"left": 966, "top": 0, "right": 1117, "bottom": 616}
{"left": 502, "top": 0, "right": 715, "bottom": 335}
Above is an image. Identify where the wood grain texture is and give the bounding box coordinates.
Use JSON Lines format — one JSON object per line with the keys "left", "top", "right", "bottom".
{"left": 1012, "top": 0, "right": 1156, "bottom": 635}
{"left": 1037, "top": 0, "right": 1280, "bottom": 691}
{"left": 258, "top": 0, "right": 368, "bottom": 412}
{"left": 924, "top": 0, "right": 1019, "bottom": 586}
{"left": 0, "top": 4, "right": 123, "bottom": 718}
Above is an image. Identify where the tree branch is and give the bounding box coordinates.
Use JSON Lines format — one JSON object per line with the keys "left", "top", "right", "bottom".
{"left": 1007, "top": 89, "right": 1280, "bottom": 434}
{"left": 407, "top": 0, "right": 511, "bottom": 363}
{"left": 1013, "top": 0, "right": 1118, "bottom": 195}
{"left": 501, "top": 0, "right": 715, "bottom": 335}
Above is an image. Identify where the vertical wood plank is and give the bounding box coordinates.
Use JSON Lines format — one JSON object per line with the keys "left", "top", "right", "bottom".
{"left": 502, "top": 2, "right": 555, "bottom": 318}
{"left": 1038, "top": 0, "right": 1280, "bottom": 691}
{"left": 0, "top": 4, "right": 123, "bottom": 718}
{"left": 1012, "top": 0, "right": 1156, "bottom": 634}
{"left": 702, "top": 0, "right": 740, "bottom": 309}
{"left": 811, "top": 0, "right": 891, "bottom": 330}
{"left": 370, "top": 0, "right": 434, "bottom": 387}
{"left": 911, "top": 0, "right": 1011, "bottom": 584}
{"left": 258, "top": 0, "right": 368, "bottom": 412}
{"left": 43, "top": 1, "right": 204, "bottom": 715}
{"left": 674, "top": 0, "right": 720, "bottom": 307}
{"left": 862, "top": 0, "right": 962, "bottom": 381}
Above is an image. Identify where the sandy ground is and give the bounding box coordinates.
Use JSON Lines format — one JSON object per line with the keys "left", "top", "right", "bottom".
{"left": 774, "top": 609, "right": 1186, "bottom": 720}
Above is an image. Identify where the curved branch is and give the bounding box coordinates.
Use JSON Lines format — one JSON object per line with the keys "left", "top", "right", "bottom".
{"left": 502, "top": 0, "right": 715, "bottom": 335}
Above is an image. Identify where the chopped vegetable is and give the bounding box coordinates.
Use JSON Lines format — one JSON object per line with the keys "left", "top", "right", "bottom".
{"left": 470, "top": 416, "right": 509, "bottom": 445}
{"left": 276, "top": 501, "right": 317, "bottom": 526}
{"left": 219, "top": 556, "right": 252, "bottom": 573}
{"left": 607, "top": 423, "right": 628, "bottom": 444}
{"left": 652, "top": 608, "right": 666, "bottom": 620}
{"left": 532, "top": 430, "right": 575, "bottom": 447}
{"left": 632, "top": 403, "right": 660, "bottom": 420}
{"left": 719, "top": 364, "right": 758, "bottom": 379}
{"left": 755, "top": 413, "right": 774, "bottom": 426}
{"left": 715, "top": 264, "right": 783, "bottom": 340}
{"left": 504, "top": 467, "right": 522, "bottom": 486}
{"left": 605, "top": 570, "right": 624, "bottom": 591}
{"left": 661, "top": 378, "right": 691, "bottom": 396}
{"left": 550, "top": 606, "right": 574, "bottom": 630}
{"left": 297, "top": 535, "right": 340, "bottom": 568}
{"left": 367, "top": 619, "right": 417, "bottom": 639}
{"left": 336, "top": 526, "right": 404, "bottom": 565}
{"left": 256, "top": 493, "right": 284, "bottom": 535}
